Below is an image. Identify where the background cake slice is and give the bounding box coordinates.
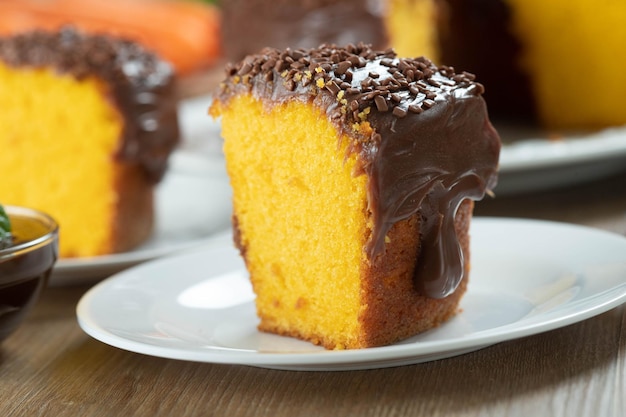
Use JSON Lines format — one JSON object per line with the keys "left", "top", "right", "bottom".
{"left": 386, "top": 0, "right": 626, "bottom": 130}
{"left": 0, "top": 27, "right": 179, "bottom": 258}
{"left": 211, "top": 44, "right": 501, "bottom": 349}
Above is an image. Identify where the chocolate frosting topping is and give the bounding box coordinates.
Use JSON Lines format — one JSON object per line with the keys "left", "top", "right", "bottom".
{"left": 0, "top": 27, "right": 179, "bottom": 183}
{"left": 214, "top": 43, "right": 501, "bottom": 299}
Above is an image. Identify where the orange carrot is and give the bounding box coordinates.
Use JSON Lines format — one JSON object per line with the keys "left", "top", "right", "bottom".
{"left": 0, "top": 0, "right": 221, "bottom": 75}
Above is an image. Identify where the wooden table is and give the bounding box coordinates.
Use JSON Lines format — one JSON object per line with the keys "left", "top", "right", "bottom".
{"left": 2, "top": 171, "right": 625, "bottom": 417}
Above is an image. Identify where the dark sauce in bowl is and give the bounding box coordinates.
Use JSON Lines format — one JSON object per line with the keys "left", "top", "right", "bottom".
{"left": 0, "top": 206, "right": 58, "bottom": 342}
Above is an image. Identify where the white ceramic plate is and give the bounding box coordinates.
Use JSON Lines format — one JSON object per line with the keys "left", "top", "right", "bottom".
{"left": 77, "top": 218, "right": 626, "bottom": 371}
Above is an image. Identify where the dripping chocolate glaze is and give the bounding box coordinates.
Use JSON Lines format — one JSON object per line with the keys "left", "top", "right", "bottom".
{"left": 0, "top": 26, "right": 179, "bottom": 183}
{"left": 213, "top": 43, "right": 501, "bottom": 299}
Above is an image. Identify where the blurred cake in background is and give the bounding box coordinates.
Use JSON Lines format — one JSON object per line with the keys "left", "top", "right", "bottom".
{"left": 0, "top": 27, "right": 180, "bottom": 258}
{"left": 384, "top": 0, "right": 626, "bottom": 131}
{"left": 502, "top": 0, "right": 626, "bottom": 130}
{"left": 219, "top": 0, "right": 387, "bottom": 61}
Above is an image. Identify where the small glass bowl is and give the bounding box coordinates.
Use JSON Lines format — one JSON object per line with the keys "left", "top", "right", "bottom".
{"left": 0, "top": 205, "right": 59, "bottom": 342}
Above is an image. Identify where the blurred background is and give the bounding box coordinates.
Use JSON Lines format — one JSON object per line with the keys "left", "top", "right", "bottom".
{"left": 2, "top": 0, "right": 625, "bottom": 133}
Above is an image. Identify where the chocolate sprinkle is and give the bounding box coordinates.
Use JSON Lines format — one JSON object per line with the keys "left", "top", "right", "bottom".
{"left": 392, "top": 106, "right": 407, "bottom": 118}
{"left": 374, "top": 95, "right": 388, "bottom": 112}
{"left": 215, "top": 42, "right": 487, "bottom": 134}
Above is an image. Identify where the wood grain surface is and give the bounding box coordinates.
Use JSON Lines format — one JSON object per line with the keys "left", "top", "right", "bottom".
{"left": 1, "top": 172, "right": 625, "bottom": 417}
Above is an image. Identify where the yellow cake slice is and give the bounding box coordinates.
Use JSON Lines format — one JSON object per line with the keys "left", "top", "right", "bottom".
{"left": 0, "top": 27, "right": 179, "bottom": 257}
{"left": 211, "top": 44, "right": 501, "bottom": 349}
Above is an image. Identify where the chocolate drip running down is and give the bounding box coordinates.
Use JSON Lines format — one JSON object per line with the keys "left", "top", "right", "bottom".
{"left": 214, "top": 43, "right": 501, "bottom": 299}
{"left": 0, "top": 26, "right": 180, "bottom": 183}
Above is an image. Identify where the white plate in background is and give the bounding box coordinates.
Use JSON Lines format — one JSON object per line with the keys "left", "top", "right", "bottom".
{"left": 496, "top": 124, "right": 626, "bottom": 195}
